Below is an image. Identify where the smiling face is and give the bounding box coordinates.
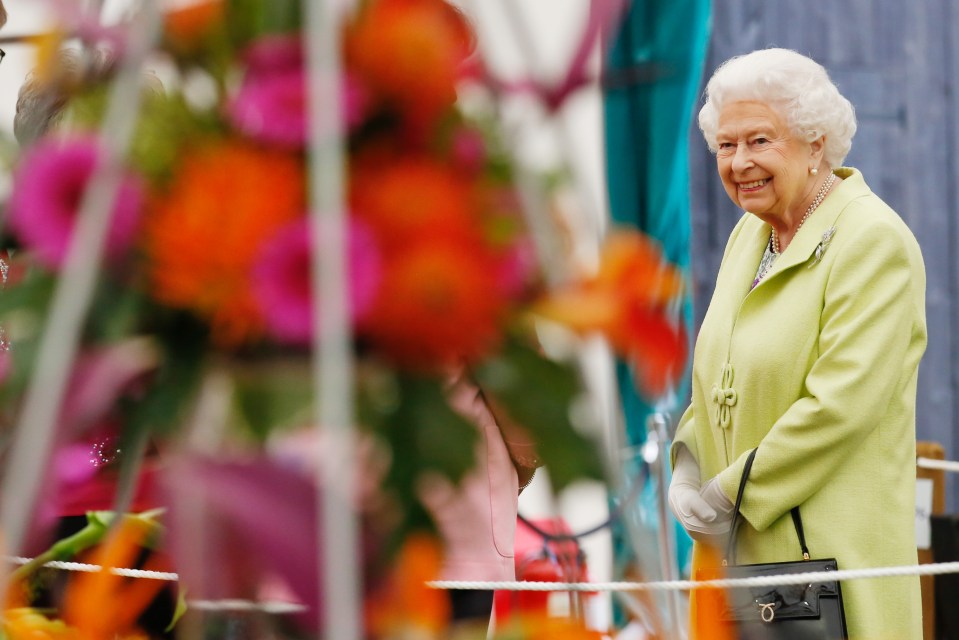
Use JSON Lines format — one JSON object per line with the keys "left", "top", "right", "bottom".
{"left": 715, "top": 100, "right": 823, "bottom": 227}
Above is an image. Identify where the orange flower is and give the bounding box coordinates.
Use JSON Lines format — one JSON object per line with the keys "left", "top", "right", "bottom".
{"left": 351, "top": 156, "right": 480, "bottom": 253}
{"left": 141, "top": 140, "right": 304, "bottom": 345}
{"left": 492, "top": 614, "right": 606, "bottom": 640}
{"left": 346, "top": 0, "right": 472, "bottom": 131}
{"left": 3, "top": 608, "right": 80, "bottom": 640}
{"left": 365, "top": 532, "right": 450, "bottom": 637}
{"left": 533, "top": 229, "right": 687, "bottom": 395}
{"left": 594, "top": 230, "right": 686, "bottom": 307}
{"left": 60, "top": 516, "right": 166, "bottom": 640}
{"left": 690, "top": 545, "right": 737, "bottom": 640}
{"left": 163, "top": 0, "right": 225, "bottom": 51}
{"left": 359, "top": 233, "right": 508, "bottom": 370}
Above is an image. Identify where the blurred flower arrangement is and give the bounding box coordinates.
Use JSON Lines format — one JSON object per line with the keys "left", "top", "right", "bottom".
{"left": 0, "top": 0, "right": 686, "bottom": 637}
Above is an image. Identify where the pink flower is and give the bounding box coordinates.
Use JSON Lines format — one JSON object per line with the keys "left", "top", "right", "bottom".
{"left": 8, "top": 136, "right": 145, "bottom": 270}
{"left": 227, "top": 36, "right": 366, "bottom": 147}
{"left": 450, "top": 127, "right": 487, "bottom": 174}
{"left": 226, "top": 69, "right": 307, "bottom": 147}
{"left": 242, "top": 33, "right": 303, "bottom": 75}
{"left": 47, "top": 0, "right": 130, "bottom": 53}
{"left": 496, "top": 237, "right": 538, "bottom": 300}
{"left": 252, "top": 218, "right": 381, "bottom": 345}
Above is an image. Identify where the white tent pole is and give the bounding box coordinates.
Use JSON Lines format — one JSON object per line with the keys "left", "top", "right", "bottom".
{"left": 304, "top": 1, "right": 360, "bottom": 638}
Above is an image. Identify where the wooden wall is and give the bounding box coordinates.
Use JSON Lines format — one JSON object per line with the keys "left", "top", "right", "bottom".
{"left": 687, "top": 2, "right": 959, "bottom": 508}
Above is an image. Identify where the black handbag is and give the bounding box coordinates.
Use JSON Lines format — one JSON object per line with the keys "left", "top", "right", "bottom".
{"left": 718, "top": 448, "right": 849, "bottom": 639}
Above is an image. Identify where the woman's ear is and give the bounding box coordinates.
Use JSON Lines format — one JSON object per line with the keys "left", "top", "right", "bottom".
{"left": 810, "top": 134, "right": 827, "bottom": 169}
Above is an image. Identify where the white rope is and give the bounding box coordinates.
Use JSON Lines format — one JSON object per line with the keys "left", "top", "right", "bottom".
{"left": 7, "top": 557, "right": 308, "bottom": 615}
{"left": 186, "top": 600, "right": 308, "bottom": 614}
{"left": 7, "top": 556, "right": 179, "bottom": 582}
{"left": 917, "top": 457, "right": 959, "bottom": 473}
{"left": 429, "top": 561, "right": 959, "bottom": 592}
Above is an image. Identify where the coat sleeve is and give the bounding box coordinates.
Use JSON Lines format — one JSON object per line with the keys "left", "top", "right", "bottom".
{"left": 670, "top": 403, "right": 697, "bottom": 469}
{"left": 717, "top": 215, "right": 925, "bottom": 531}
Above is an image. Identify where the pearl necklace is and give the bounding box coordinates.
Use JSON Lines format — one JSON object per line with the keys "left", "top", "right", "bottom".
{"left": 771, "top": 173, "right": 837, "bottom": 254}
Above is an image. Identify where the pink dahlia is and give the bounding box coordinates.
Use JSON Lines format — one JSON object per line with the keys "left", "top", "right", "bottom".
{"left": 252, "top": 217, "right": 381, "bottom": 345}
{"left": 8, "top": 135, "right": 145, "bottom": 270}
{"left": 242, "top": 33, "right": 304, "bottom": 76}
{"left": 226, "top": 69, "right": 307, "bottom": 148}
{"left": 227, "top": 35, "right": 366, "bottom": 148}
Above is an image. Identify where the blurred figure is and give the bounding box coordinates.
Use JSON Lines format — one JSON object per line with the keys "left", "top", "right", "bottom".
{"left": 418, "top": 365, "right": 540, "bottom": 637}
{"left": 14, "top": 47, "right": 162, "bottom": 147}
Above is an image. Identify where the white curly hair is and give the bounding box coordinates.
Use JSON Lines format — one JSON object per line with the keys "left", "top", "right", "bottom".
{"left": 697, "top": 48, "right": 857, "bottom": 169}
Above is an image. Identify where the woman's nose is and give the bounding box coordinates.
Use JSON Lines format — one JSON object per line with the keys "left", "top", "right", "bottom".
{"left": 731, "top": 144, "right": 753, "bottom": 172}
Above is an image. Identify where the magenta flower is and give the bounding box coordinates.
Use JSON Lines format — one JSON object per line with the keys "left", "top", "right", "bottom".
{"left": 252, "top": 218, "right": 381, "bottom": 345}
{"left": 227, "top": 35, "right": 366, "bottom": 147}
{"left": 8, "top": 136, "right": 145, "bottom": 270}
{"left": 450, "top": 127, "right": 487, "bottom": 174}
{"left": 226, "top": 69, "right": 307, "bottom": 148}
{"left": 242, "top": 33, "right": 304, "bottom": 76}
{"left": 497, "top": 238, "right": 538, "bottom": 300}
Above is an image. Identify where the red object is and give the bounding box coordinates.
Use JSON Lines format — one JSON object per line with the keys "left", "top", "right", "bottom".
{"left": 58, "top": 460, "right": 162, "bottom": 517}
{"left": 493, "top": 517, "right": 592, "bottom": 623}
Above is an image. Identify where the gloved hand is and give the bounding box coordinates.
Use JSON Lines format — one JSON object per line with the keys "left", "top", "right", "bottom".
{"left": 668, "top": 446, "right": 734, "bottom": 543}
{"left": 699, "top": 475, "right": 735, "bottom": 529}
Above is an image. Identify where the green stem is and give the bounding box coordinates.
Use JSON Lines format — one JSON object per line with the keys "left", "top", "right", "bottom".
{"left": 10, "top": 520, "right": 108, "bottom": 583}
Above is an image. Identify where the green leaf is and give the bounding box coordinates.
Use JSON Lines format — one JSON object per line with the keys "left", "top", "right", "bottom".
{"left": 226, "top": 0, "right": 302, "bottom": 44}
{"left": 398, "top": 375, "right": 479, "bottom": 484}
{"left": 121, "top": 314, "right": 208, "bottom": 438}
{"left": 167, "top": 587, "right": 189, "bottom": 632}
{"left": 362, "top": 372, "right": 480, "bottom": 555}
{"left": 231, "top": 356, "right": 313, "bottom": 440}
{"left": 86, "top": 280, "right": 150, "bottom": 342}
{"left": 0, "top": 267, "right": 55, "bottom": 317}
{"left": 472, "top": 337, "right": 605, "bottom": 491}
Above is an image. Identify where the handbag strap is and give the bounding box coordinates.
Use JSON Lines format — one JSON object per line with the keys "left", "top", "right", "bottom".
{"left": 723, "top": 448, "right": 811, "bottom": 564}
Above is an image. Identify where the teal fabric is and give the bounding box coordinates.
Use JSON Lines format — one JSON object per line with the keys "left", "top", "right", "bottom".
{"left": 600, "top": 0, "right": 710, "bottom": 621}
{"left": 603, "top": 0, "right": 710, "bottom": 411}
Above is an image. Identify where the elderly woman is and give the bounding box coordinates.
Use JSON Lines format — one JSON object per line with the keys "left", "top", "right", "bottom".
{"left": 668, "top": 48, "right": 926, "bottom": 638}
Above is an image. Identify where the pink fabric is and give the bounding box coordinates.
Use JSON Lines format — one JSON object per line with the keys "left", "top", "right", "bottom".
{"left": 418, "top": 370, "right": 518, "bottom": 582}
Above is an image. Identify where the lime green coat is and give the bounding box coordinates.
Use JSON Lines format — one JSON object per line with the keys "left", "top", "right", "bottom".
{"left": 673, "top": 168, "right": 927, "bottom": 639}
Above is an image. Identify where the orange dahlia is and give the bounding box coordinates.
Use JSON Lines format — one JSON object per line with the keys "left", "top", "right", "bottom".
{"left": 346, "top": 0, "right": 472, "bottom": 131}
{"left": 359, "top": 233, "right": 508, "bottom": 371}
{"left": 163, "top": 0, "right": 225, "bottom": 52}
{"left": 365, "top": 532, "right": 450, "bottom": 637}
{"left": 533, "top": 228, "right": 687, "bottom": 396}
{"left": 141, "top": 140, "right": 304, "bottom": 345}
{"left": 350, "top": 155, "right": 480, "bottom": 253}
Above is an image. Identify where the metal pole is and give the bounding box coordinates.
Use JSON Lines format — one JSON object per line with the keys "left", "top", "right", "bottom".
{"left": 304, "top": 1, "right": 360, "bottom": 638}
{"left": 645, "top": 412, "right": 685, "bottom": 639}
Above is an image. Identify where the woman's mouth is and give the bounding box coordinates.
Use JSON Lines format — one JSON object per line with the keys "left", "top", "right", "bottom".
{"left": 739, "top": 178, "right": 769, "bottom": 191}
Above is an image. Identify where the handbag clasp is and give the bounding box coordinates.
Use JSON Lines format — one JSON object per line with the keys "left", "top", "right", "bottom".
{"left": 758, "top": 602, "right": 776, "bottom": 623}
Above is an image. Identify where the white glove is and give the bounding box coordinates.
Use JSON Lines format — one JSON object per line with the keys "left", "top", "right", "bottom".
{"left": 699, "top": 475, "right": 735, "bottom": 527}
{"left": 668, "top": 446, "right": 734, "bottom": 543}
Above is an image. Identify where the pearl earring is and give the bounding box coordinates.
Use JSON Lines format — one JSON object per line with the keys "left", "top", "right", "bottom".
{"left": 810, "top": 167, "right": 819, "bottom": 175}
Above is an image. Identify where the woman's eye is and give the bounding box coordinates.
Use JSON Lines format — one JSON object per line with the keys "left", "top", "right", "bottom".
{"left": 718, "top": 141, "right": 734, "bottom": 151}
{"left": 752, "top": 137, "right": 769, "bottom": 146}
